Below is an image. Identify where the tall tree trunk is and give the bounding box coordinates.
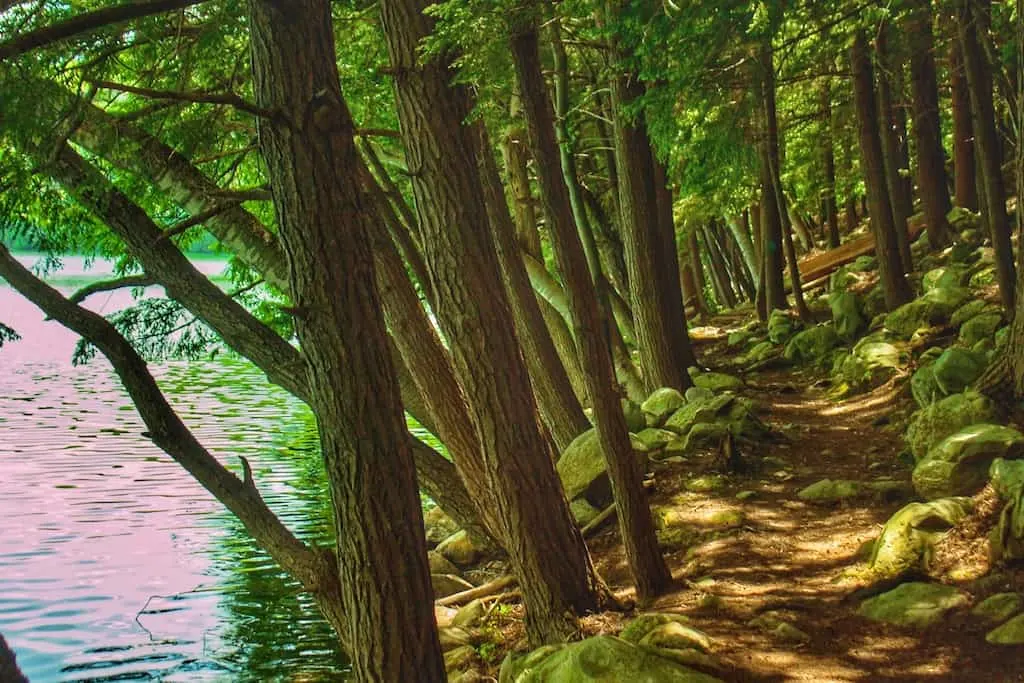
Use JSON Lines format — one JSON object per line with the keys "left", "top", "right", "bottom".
{"left": 850, "top": 31, "right": 914, "bottom": 310}
{"left": 703, "top": 222, "right": 737, "bottom": 309}
{"left": 688, "top": 230, "right": 711, "bottom": 319}
{"left": 475, "top": 123, "right": 591, "bottom": 454}
{"left": 379, "top": 0, "right": 609, "bottom": 645}
{"left": 728, "top": 214, "right": 758, "bottom": 279}
{"left": 907, "top": 0, "right": 954, "bottom": 249}
{"left": 248, "top": 1, "right": 444, "bottom": 678}
{"left": 511, "top": 22, "right": 671, "bottom": 601}
{"left": 950, "top": 39, "right": 980, "bottom": 210}
{"left": 957, "top": 0, "right": 1016, "bottom": 311}
{"left": 876, "top": 24, "right": 913, "bottom": 271}
{"left": 755, "top": 46, "right": 788, "bottom": 315}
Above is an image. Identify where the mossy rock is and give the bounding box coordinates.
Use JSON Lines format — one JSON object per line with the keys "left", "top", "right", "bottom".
{"left": 949, "top": 300, "right": 991, "bottom": 329}
{"left": 931, "top": 347, "right": 988, "bottom": 396}
{"left": 558, "top": 428, "right": 649, "bottom": 504}
{"left": 959, "top": 312, "right": 1003, "bottom": 348}
{"left": 727, "top": 330, "right": 753, "bottom": 347}
{"left": 858, "top": 582, "right": 968, "bottom": 628}
{"left": 948, "top": 206, "right": 980, "bottom": 231}
{"left": 784, "top": 324, "right": 840, "bottom": 364}
{"left": 679, "top": 422, "right": 730, "bottom": 453}
{"left": 912, "top": 424, "right": 1024, "bottom": 500}
{"left": 911, "top": 363, "right": 941, "bottom": 408}
{"left": 437, "top": 530, "right": 483, "bottom": 567}
{"left": 664, "top": 395, "right": 735, "bottom": 435}
{"left": 570, "top": 498, "right": 601, "bottom": 527}
{"left": 744, "top": 340, "right": 778, "bottom": 365}
{"left": 623, "top": 399, "right": 647, "bottom": 432}
{"left": 497, "top": 635, "right": 725, "bottom": 683}
{"left": 922, "top": 265, "right": 971, "bottom": 292}
{"left": 768, "top": 308, "right": 801, "bottom": 344}
{"left": 972, "top": 593, "right": 1024, "bottom": 624}
{"left": 906, "top": 390, "right": 999, "bottom": 461}
{"left": 424, "top": 506, "right": 460, "bottom": 547}
{"left": 969, "top": 266, "right": 998, "bottom": 289}
{"left": 990, "top": 458, "right": 1024, "bottom": 499}
{"left": 830, "top": 290, "right": 866, "bottom": 341}
{"left": 797, "top": 479, "right": 863, "bottom": 504}
{"left": 638, "top": 622, "right": 713, "bottom": 653}
{"left": 620, "top": 613, "right": 693, "bottom": 644}
{"left": 867, "top": 498, "right": 974, "bottom": 579}
{"left": 986, "top": 613, "right": 1024, "bottom": 644}
{"left": 851, "top": 255, "right": 877, "bottom": 271}
{"left": 685, "top": 474, "right": 727, "bottom": 493}
{"left": 641, "top": 388, "right": 687, "bottom": 427}
{"left": 691, "top": 371, "right": 744, "bottom": 393}
{"left": 635, "top": 427, "right": 679, "bottom": 452}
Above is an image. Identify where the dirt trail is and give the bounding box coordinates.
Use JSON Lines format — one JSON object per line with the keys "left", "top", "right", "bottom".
{"left": 583, "top": 334, "right": 1024, "bottom": 682}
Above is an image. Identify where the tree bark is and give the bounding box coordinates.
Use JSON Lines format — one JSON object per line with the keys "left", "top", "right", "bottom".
{"left": 248, "top": 2, "right": 445, "bottom": 678}
{"left": 907, "top": 0, "right": 954, "bottom": 249}
{"left": 875, "top": 24, "right": 913, "bottom": 271}
{"left": 511, "top": 22, "right": 671, "bottom": 601}
{"left": 850, "top": 31, "right": 914, "bottom": 310}
{"left": 950, "top": 39, "right": 979, "bottom": 211}
{"left": 957, "top": 0, "right": 1016, "bottom": 310}
{"left": 754, "top": 46, "right": 788, "bottom": 315}
{"left": 378, "top": 0, "right": 608, "bottom": 645}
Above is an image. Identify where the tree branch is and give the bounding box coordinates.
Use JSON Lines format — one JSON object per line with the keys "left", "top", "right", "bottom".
{"left": 67, "top": 274, "right": 156, "bottom": 304}
{"left": 88, "top": 79, "right": 275, "bottom": 119}
{"left": 0, "top": 0, "right": 208, "bottom": 61}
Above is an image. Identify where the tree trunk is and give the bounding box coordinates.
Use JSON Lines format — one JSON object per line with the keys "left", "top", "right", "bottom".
{"left": 850, "top": 31, "right": 914, "bottom": 310}
{"left": 950, "top": 39, "right": 979, "bottom": 210}
{"left": 688, "top": 230, "right": 711, "bottom": 319}
{"left": 511, "top": 22, "right": 671, "bottom": 601}
{"left": 475, "top": 123, "right": 591, "bottom": 454}
{"left": 248, "top": 1, "right": 444, "bottom": 678}
{"left": 875, "top": 24, "right": 913, "bottom": 271}
{"left": 728, "top": 213, "right": 758, "bottom": 279}
{"left": 379, "top": 0, "right": 608, "bottom": 645}
{"left": 755, "top": 49, "right": 788, "bottom": 315}
{"left": 957, "top": 0, "right": 1016, "bottom": 311}
{"left": 907, "top": 0, "right": 954, "bottom": 249}
{"left": 703, "top": 222, "right": 736, "bottom": 309}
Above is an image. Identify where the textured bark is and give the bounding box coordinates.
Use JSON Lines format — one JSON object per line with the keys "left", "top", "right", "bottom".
{"left": 957, "top": 0, "right": 1016, "bottom": 310}
{"left": 475, "top": 123, "right": 590, "bottom": 454}
{"left": 875, "top": 25, "right": 913, "bottom": 271}
{"left": 728, "top": 214, "right": 757, "bottom": 281}
{"left": 851, "top": 32, "right": 913, "bottom": 310}
{"left": 610, "top": 65, "right": 692, "bottom": 393}
{"left": 950, "top": 40, "right": 979, "bottom": 211}
{"left": 703, "top": 223, "right": 735, "bottom": 309}
{"left": 907, "top": 0, "right": 953, "bottom": 249}
{"left": 248, "top": 2, "right": 444, "bottom": 679}
{"left": 512, "top": 23, "right": 671, "bottom": 601}
{"left": 817, "top": 79, "right": 839, "bottom": 248}
{"left": 754, "top": 55, "right": 788, "bottom": 315}
{"left": 378, "top": 0, "right": 607, "bottom": 645}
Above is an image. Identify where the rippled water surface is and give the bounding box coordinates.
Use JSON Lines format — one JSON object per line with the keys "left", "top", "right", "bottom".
{"left": 0, "top": 255, "right": 349, "bottom": 681}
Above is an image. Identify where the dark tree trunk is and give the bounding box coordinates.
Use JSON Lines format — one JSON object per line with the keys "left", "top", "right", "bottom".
{"left": 850, "top": 31, "right": 914, "bottom": 310}
{"left": 475, "top": 125, "right": 590, "bottom": 454}
{"left": 907, "top": 0, "right": 954, "bottom": 249}
{"left": 688, "top": 230, "right": 711, "bottom": 318}
{"left": 957, "top": 0, "right": 1016, "bottom": 310}
{"left": 950, "top": 40, "right": 979, "bottom": 210}
{"left": 378, "top": 0, "right": 608, "bottom": 645}
{"left": 755, "top": 47, "right": 788, "bottom": 315}
{"left": 248, "top": 1, "right": 444, "bottom": 678}
{"left": 875, "top": 24, "right": 913, "bottom": 271}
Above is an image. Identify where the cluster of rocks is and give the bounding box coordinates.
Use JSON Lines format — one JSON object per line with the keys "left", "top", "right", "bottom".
{"left": 499, "top": 613, "right": 724, "bottom": 682}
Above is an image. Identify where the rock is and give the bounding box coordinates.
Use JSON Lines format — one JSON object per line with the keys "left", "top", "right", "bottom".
{"left": 950, "top": 300, "right": 991, "bottom": 329}
{"left": 911, "top": 363, "right": 941, "bottom": 408}
{"left": 906, "top": 390, "right": 999, "bottom": 461}
{"left": 986, "top": 613, "right": 1024, "bottom": 644}
{"left": 867, "top": 498, "right": 974, "bottom": 579}
{"left": 424, "top": 506, "right": 460, "bottom": 547}
{"left": 429, "top": 550, "right": 461, "bottom": 575}
{"left": 439, "top": 626, "right": 475, "bottom": 650}
{"left": 959, "top": 312, "right": 1003, "bottom": 348}
{"left": 931, "top": 347, "right": 987, "bottom": 396}
{"left": 797, "top": 479, "right": 863, "bottom": 503}
{"left": 771, "top": 622, "right": 811, "bottom": 644}
{"left": 784, "top": 324, "right": 840, "bottom": 364}
{"left": 437, "top": 530, "right": 482, "bottom": 567}
{"left": 685, "top": 386, "right": 715, "bottom": 403}
{"left": 679, "top": 422, "right": 730, "bottom": 453}
{"left": 686, "top": 474, "right": 727, "bottom": 493}
{"left": 948, "top": 206, "right": 979, "bottom": 231}
{"left": 635, "top": 427, "right": 679, "bottom": 451}
{"left": 657, "top": 526, "right": 700, "bottom": 551}
{"left": 831, "top": 290, "right": 866, "bottom": 341}
{"left": 768, "top": 308, "right": 800, "bottom": 344}
{"left": 995, "top": 326, "right": 1011, "bottom": 349}
{"left": 664, "top": 394, "right": 734, "bottom": 435}
{"left": 498, "top": 635, "right": 724, "bottom": 683}
{"left": 969, "top": 266, "right": 998, "bottom": 289}
{"left": 433, "top": 573, "right": 475, "bottom": 599}
{"left": 912, "top": 424, "right": 1024, "bottom": 500}
{"left": 570, "top": 498, "right": 601, "bottom": 527}
{"left": 638, "top": 621, "right": 713, "bottom": 653}
{"left": 923, "top": 266, "right": 971, "bottom": 292}
{"left": 706, "top": 509, "right": 744, "bottom": 529}
{"left": 623, "top": 399, "right": 647, "bottom": 433}
{"left": 620, "top": 613, "right": 693, "bottom": 643}
{"left": 744, "top": 341, "right": 778, "bottom": 365}
{"left": 884, "top": 287, "right": 972, "bottom": 339}
{"left": 852, "top": 255, "right": 878, "bottom": 271}
{"left": 450, "top": 671, "right": 486, "bottom": 683}
{"left": 990, "top": 458, "right": 1024, "bottom": 499}
{"left": 652, "top": 648, "right": 721, "bottom": 673}
{"left": 858, "top": 582, "right": 968, "bottom": 628}
{"left": 692, "top": 371, "right": 744, "bottom": 393}
{"left": 445, "top": 644, "right": 477, "bottom": 671}
{"left": 727, "top": 329, "right": 753, "bottom": 347}
{"left": 557, "top": 428, "right": 648, "bottom": 504}
{"left": 735, "top": 490, "right": 757, "bottom": 501}
{"left": 452, "top": 598, "right": 487, "bottom": 628}
{"left": 972, "top": 593, "right": 1024, "bottom": 624}
{"left": 642, "top": 388, "right": 687, "bottom": 426}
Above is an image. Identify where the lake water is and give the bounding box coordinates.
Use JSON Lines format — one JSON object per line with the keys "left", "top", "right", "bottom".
{"left": 0, "top": 255, "right": 350, "bottom": 681}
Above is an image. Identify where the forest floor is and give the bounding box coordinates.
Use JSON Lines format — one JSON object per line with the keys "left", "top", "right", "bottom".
{"left": 485, "top": 310, "right": 1024, "bottom": 682}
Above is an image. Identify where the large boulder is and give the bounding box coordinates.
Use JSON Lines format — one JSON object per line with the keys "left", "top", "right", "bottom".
{"left": 768, "top": 308, "right": 800, "bottom": 344}
{"left": 558, "top": 428, "right": 648, "bottom": 505}
{"left": 959, "top": 311, "right": 1003, "bottom": 348}
{"left": 884, "top": 287, "right": 972, "bottom": 339}
{"left": 949, "top": 300, "right": 991, "bottom": 329}
{"left": 784, "top": 324, "right": 840, "bottom": 364}
{"left": 498, "top": 635, "right": 724, "bottom": 683}
{"left": 912, "top": 425, "right": 1024, "bottom": 500}
{"left": 664, "top": 394, "right": 735, "bottom": 435}
{"left": 905, "top": 390, "right": 999, "bottom": 461}
{"left": 690, "top": 371, "right": 744, "bottom": 393}
{"left": 424, "top": 506, "right": 460, "bottom": 547}
{"left": 436, "top": 530, "right": 482, "bottom": 567}
{"left": 857, "top": 582, "right": 968, "bottom": 628}
{"left": 867, "top": 498, "right": 974, "bottom": 579}
{"left": 931, "top": 347, "right": 988, "bottom": 396}
{"left": 831, "top": 290, "right": 866, "bottom": 341}
{"left": 922, "top": 265, "right": 971, "bottom": 292}
{"left": 832, "top": 335, "right": 909, "bottom": 389}
{"left": 641, "top": 388, "right": 686, "bottom": 427}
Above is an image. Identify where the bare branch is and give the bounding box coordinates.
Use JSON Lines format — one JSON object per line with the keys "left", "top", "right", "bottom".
{"left": 88, "top": 79, "right": 275, "bottom": 119}
{"left": 0, "top": 0, "right": 208, "bottom": 61}
{"left": 67, "top": 274, "right": 156, "bottom": 304}
{"left": 156, "top": 202, "right": 241, "bottom": 243}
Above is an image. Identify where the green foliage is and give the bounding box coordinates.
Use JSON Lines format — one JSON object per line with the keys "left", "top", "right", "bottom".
{"left": 0, "top": 321, "right": 21, "bottom": 348}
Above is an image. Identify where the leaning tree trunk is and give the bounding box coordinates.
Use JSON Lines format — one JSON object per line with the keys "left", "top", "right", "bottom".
{"left": 907, "top": 0, "right": 954, "bottom": 250}
{"left": 950, "top": 39, "right": 979, "bottom": 211}
{"left": 876, "top": 23, "right": 913, "bottom": 271}
{"left": 379, "top": 0, "right": 610, "bottom": 645}
{"left": 249, "top": 1, "right": 445, "bottom": 678}
{"left": 850, "top": 31, "right": 914, "bottom": 311}
{"left": 511, "top": 22, "right": 672, "bottom": 600}
{"left": 957, "top": 0, "right": 1016, "bottom": 311}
